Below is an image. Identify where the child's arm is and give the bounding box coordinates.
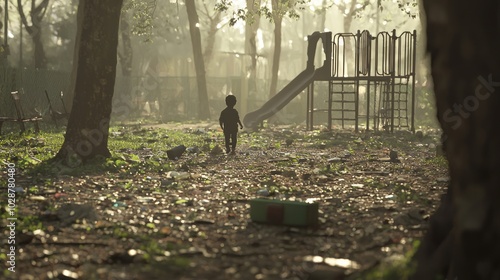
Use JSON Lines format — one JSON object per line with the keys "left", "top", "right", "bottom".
{"left": 238, "top": 120, "right": 243, "bottom": 129}
{"left": 219, "top": 112, "right": 224, "bottom": 130}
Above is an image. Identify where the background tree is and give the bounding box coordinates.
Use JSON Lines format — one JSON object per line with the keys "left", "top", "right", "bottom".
{"left": 0, "top": 5, "right": 6, "bottom": 66}
{"left": 216, "top": 0, "right": 308, "bottom": 98}
{"left": 185, "top": 0, "right": 210, "bottom": 120}
{"left": 17, "top": 0, "right": 49, "bottom": 69}
{"left": 199, "top": 1, "right": 226, "bottom": 69}
{"left": 245, "top": 0, "right": 261, "bottom": 96}
{"left": 411, "top": 0, "right": 500, "bottom": 278}
{"left": 55, "top": 0, "right": 123, "bottom": 163}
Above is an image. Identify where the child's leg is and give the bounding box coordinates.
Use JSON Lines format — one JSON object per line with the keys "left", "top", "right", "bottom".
{"left": 224, "top": 132, "right": 231, "bottom": 153}
{"left": 231, "top": 132, "right": 237, "bottom": 152}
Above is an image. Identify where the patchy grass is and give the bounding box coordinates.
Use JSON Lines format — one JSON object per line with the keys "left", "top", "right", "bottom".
{"left": 0, "top": 123, "right": 449, "bottom": 279}
{"left": 354, "top": 241, "right": 419, "bottom": 280}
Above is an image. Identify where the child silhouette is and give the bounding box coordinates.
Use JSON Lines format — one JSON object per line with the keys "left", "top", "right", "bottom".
{"left": 219, "top": 95, "right": 243, "bottom": 154}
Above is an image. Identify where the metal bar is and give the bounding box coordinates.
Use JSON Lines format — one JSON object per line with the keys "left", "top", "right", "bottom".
{"left": 328, "top": 81, "right": 332, "bottom": 130}
{"left": 310, "top": 81, "right": 314, "bottom": 130}
{"left": 306, "top": 82, "right": 308, "bottom": 130}
{"left": 411, "top": 30, "right": 417, "bottom": 132}
{"left": 355, "top": 30, "right": 360, "bottom": 132}
{"left": 390, "top": 30, "right": 396, "bottom": 132}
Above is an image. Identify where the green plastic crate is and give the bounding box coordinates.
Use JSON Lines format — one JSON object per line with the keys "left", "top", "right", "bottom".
{"left": 249, "top": 198, "right": 319, "bottom": 227}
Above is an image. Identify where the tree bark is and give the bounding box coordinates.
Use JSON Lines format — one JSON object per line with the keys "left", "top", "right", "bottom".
{"left": 411, "top": 0, "right": 500, "bottom": 278}
{"left": 17, "top": 0, "right": 49, "bottom": 69}
{"left": 269, "top": 0, "right": 282, "bottom": 98}
{"left": 202, "top": 8, "right": 222, "bottom": 70}
{"left": 63, "top": 0, "right": 85, "bottom": 114}
{"left": 115, "top": 11, "right": 134, "bottom": 117}
{"left": 185, "top": 0, "right": 210, "bottom": 120}
{"left": 246, "top": 0, "right": 261, "bottom": 93}
{"left": 118, "top": 13, "right": 133, "bottom": 77}
{"left": 54, "top": 0, "right": 123, "bottom": 164}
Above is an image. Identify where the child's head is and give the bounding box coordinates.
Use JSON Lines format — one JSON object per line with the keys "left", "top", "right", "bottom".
{"left": 225, "top": 95, "right": 237, "bottom": 107}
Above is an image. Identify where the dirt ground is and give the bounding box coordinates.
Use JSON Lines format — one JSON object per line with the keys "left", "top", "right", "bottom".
{"left": 1, "top": 123, "right": 448, "bottom": 280}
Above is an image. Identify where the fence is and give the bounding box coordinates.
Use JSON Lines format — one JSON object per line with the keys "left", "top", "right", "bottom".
{"left": 0, "top": 68, "right": 306, "bottom": 125}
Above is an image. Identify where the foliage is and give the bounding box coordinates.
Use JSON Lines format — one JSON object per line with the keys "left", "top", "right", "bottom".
{"left": 215, "top": 0, "right": 310, "bottom": 26}
{"left": 123, "top": 0, "right": 158, "bottom": 40}
{"left": 394, "top": 0, "right": 419, "bottom": 18}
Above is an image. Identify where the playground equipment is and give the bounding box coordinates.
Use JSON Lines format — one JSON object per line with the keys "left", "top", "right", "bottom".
{"left": 243, "top": 30, "right": 417, "bottom": 132}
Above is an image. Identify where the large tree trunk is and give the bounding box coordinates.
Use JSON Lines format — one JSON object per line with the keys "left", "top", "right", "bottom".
{"left": 268, "top": 3, "right": 282, "bottom": 98}
{"left": 185, "top": 0, "right": 210, "bottom": 120}
{"left": 411, "top": 0, "right": 500, "bottom": 278}
{"left": 54, "top": 0, "right": 123, "bottom": 164}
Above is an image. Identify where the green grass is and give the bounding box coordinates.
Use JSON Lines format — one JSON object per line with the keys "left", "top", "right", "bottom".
{"left": 354, "top": 240, "right": 419, "bottom": 280}
{"left": 0, "top": 126, "right": 209, "bottom": 177}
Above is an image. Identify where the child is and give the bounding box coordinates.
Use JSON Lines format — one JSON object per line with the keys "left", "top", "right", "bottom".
{"left": 219, "top": 95, "right": 244, "bottom": 154}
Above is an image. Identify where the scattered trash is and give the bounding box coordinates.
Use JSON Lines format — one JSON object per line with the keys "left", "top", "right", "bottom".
{"left": 166, "top": 171, "right": 190, "bottom": 180}
{"left": 249, "top": 198, "right": 319, "bottom": 227}
{"left": 327, "top": 157, "right": 345, "bottom": 163}
{"left": 60, "top": 269, "right": 79, "bottom": 279}
{"left": 257, "top": 189, "right": 270, "bottom": 196}
{"left": 210, "top": 145, "right": 223, "bottom": 155}
{"left": 167, "top": 145, "right": 186, "bottom": 160}
{"left": 13, "top": 187, "right": 25, "bottom": 193}
{"left": 302, "top": 256, "right": 361, "bottom": 269}
{"left": 29, "top": 196, "right": 46, "bottom": 201}
{"left": 137, "top": 196, "right": 155, "bottom": 203}
{"left": 113, "top": 201, "right": 127, "bottom": 208}
{"left": 56, "top": 203, "right": 98, "bottom": 226}
{"left": 389, "top": 150, "right": 400, "bottom": 163}
{"left": 186, "top": 146, "right": 200, "bottom": 154}
{"left": 54, "top": 193, "right": 67, "bottom": 199}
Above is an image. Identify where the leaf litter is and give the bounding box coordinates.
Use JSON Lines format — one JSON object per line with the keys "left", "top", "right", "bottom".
{"left": 0, "top": 124, "right": 448, "bottom": 279}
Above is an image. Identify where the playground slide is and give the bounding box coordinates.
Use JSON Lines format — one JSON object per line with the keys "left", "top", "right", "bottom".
{"left": 243, "top": 67, "right": 316, "bottom": 128}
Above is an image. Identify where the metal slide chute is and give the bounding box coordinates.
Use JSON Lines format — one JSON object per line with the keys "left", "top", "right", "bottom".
{"left": 243, "top": 32, "right": 332, "bottom": 128}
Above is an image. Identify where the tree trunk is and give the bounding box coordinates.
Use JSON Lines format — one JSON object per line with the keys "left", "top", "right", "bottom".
{"left": 411, "top": 0, "right": 500, "bottom": 278}
{"left": 17, "top": 0, "right": 49, "bottom": 69}
{"left": 343, "top": 0, "right": 356, "bottom": 76}
{"left": 185, "top": 0, "right": 210, "bottom": 120}
{"left": 246, "top": 0, "right": 261, "bottom": 93}
{"left": 32, "top": 26, "right": 47, "bottom": 69}
{"left": 119, "top": 13, "right": 133, "bottom": 77}
{"left": 115, "top": 11, "right": 134, "bottom": 118}
{"left": 63, "top": 0, "right": 85, "bottom": 114}
{"left": 203, "top": 10, "right": 222, "bottom": 70}
{"left": 269, "top": 7, "right": 282, "bottom": 98}
{"left": 54, "top": 0, "right": 123, "bottom": 165}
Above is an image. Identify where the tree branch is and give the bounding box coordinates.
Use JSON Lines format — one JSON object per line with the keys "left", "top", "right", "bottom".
{"left": 17, "top": 0, "right": 33, "bottom": 34}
